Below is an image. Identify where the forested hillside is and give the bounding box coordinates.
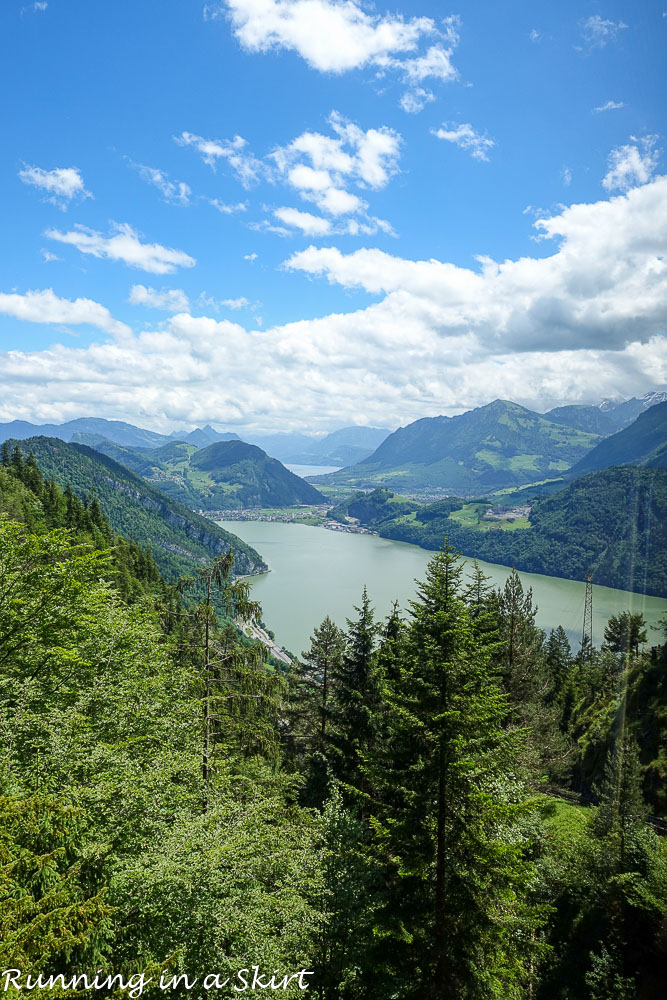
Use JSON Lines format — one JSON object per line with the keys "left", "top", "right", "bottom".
{"left": 336, "top": 467, "right": 667, "bottom": 597}
{"left": 2, "top": 437, "right": 266, "bottom": 580}
{"left": 2, "top": 455, "right": 665, "bottom": 997}
{"left": 87, "top": 437, "right": 326, "bottom": 510}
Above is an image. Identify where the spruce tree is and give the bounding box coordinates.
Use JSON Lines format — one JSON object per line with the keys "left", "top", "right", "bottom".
{"left": 365, "top": 545, "right": 541, "bottom": 999}
{"left": 287, "top": 616, "right": 345, "bottom": 807}
{"left": 330, "top": 588, "right": 381, "bottom": 791}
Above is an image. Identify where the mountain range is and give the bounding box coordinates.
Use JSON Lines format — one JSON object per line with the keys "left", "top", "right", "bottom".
{"left": 319, "top": 399, "right": 601, "bottom": 493}
{"left": 567, "top": 401, "right": 667, "bottom": 477}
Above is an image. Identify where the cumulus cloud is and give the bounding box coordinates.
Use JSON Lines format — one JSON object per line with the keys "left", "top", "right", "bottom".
{"left": 593, "top": 99, "right": 625, "bottom": 112}
{"left": 221, "top": 0, "right": 432, "bottom": 72}
{"left": 133, "top": 164, "right": 191, "bottom": 205}
{"left": 46, "top": 223, "right": 196, "bottom": 274}
{"left": 179, "top": 112, "right": 402, "bottom": 237}
{"left": 265, "top": 112, "right": 400, "bottom": 231}
{"left": 2, "top": 175, "right": 666, "bottom": 430}
{"left": 431, "top": 122, "right": 495, "bottom": 161}
{"left": 208, "top": 2, "right": 460, "bottom": 110}
{"left": 603, "top": 136, "right": 660, "bottom": 192}
{"left": 285, "top": 175, "right": 667, "bottom": 356}
{"left": 128, "top": 285, "right": 191, "bottom": 311}
{"left": 581, "top": 15, "right": 628, "bottom": 48}
{"left": 0, "top": 288, "right": 129, "bottom": 337}
{"left": 175, "top": 131, "right": 263, "bottom": 187}
{"left": 19, "top": 165, "right": 91, "bottom": 208}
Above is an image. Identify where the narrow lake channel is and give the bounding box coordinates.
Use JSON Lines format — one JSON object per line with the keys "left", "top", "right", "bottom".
{"left": 219, "top": 520, "right": 667, "bottom": 658}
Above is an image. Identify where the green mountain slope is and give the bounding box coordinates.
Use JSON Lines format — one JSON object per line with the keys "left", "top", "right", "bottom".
{"left": 351, "top": 468, "right": 667, "bottom": 597}
{"left": 84, "top": 438, "right": 326, "bottom": 510}
{"left": 5, "top": 437, "right": 266, "bottom": 580}
{"left": 185, "top": 440, "right": 327, "bottom": 508}
{"left": 322, "top": 399, "right": 601, "bottom": 493}
{"left": 567, "top": 401, "right": 667, "bottom": 477}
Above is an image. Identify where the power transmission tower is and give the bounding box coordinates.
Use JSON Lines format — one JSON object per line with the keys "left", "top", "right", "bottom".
{"left": 582, "top": 572, "right": 593, "bottom": 657}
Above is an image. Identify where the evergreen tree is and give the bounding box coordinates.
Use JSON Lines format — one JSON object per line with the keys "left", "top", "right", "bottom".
{"left": 287, "top": 616, "right": 345, "bottom": 807}
{"left": 365, "top": 545, "right": 541, "bottom": 999}
{"left": 545, "top": 626, "right": 572, "bottom": 698}
{"left": 603, "top": 613, "right": 648, "bottom": 659}
{"left": 330, "top": 588, "right": 381, "bottom": 791}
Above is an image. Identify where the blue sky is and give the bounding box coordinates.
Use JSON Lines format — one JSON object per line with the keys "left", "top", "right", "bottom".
{"left": 0, "top": 0, "right": 665, "bottom": 433}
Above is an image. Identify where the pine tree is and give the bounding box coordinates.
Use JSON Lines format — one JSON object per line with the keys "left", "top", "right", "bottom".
{"left": 365, "top": 545, "right": 541, "bottom": 999}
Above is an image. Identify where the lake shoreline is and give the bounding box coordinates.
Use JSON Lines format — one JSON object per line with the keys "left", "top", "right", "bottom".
{"left": 218, "top": 519, "right": 667, "bottom": 657}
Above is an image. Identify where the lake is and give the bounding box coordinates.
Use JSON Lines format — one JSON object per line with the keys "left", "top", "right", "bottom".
{"left": 284, "top": 463, "right": 342, "bottom": 477}
{"left": 219, "top": 520, "right": 667, "bottom": 658}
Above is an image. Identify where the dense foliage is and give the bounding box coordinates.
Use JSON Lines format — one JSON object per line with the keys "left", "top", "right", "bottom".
{"left": 1, "top": 448, "right": 665, "bottom": 998}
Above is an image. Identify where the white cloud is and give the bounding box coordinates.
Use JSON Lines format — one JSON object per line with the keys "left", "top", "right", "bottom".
{"left": 243, "top": 252, "right": 258, "bottom": 261}
{"left": 269, "top": 112, "right": 400, "bottom": 230}
{"left": 562, "top": 166, "right": 572, "bottom": 186}
{"left": 603, "top": 136, "right": 660, "bottom": 192}
{"left": 220, "top": 297, "right": 249, "bottom": 310}
{"left": 46, "top": 223, "right": 196, "bottom": 274}
{"left": 399, "top": 43, "right": 457, "bottom": 84}
{"left": 2, "top": 175, "right": 666, "bottom": 431}
{"left": 431, "top": 122, "right": 495, "bottom": 161}
{"left": 209, "top": 2, "right": 461, "bottom": 100}
{"left": 209, "top": 198, "right": 248, "bottom": 213}
{"left": 128, "top": 285, "right": 191, "bottom": 311}
{"left": 41, "top": 249, "right": 61, "bottom": 263}
{"left": 175, "top": 131, "right": 263, "bottom": 187}
{"left": 19, "top": 165, "right": 91, "bottom": 208}
{"left": 222, "top": 0, "right": 434, "bottom": 73}
{"left": 529, "top": 28, "right": 541, "bottom": 42}
{"left": 399, "top": 88, "right": 435, "bottom": 113}
{"left": 134, "top": 164, "right": 191, "bottom": 205}
{"left": 0, "top": 288, "right": 129, "bottom": 337}
{"left": 274, "top": 207, "right": 333, "bottom": 235}
{"left": 581, "top": 15, "right": 628, "bottom": 48}
{"left": 593, "top": 100, "right": 625, "bottom": 112}
{"left": 284, "top": 174, "right": 667, "bottom": 357}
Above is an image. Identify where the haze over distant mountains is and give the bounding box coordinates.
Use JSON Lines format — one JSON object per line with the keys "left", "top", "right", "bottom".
{"left": 1, "top": 389, "right": 664, "bottom": 494}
